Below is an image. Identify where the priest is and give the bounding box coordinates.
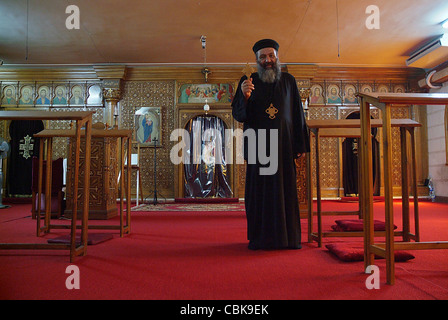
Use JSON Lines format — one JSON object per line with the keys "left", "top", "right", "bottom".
{"left": 232, "top": 39, "right": 310, "bottom": 250}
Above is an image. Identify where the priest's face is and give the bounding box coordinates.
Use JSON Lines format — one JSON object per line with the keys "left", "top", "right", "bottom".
{"left": 256, "top": 47, "right": 281, "bottom": 83}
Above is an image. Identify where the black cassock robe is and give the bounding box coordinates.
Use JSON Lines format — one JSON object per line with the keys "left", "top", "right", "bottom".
{"left": 232, "top": 72, "right": 310, "bottom": 249}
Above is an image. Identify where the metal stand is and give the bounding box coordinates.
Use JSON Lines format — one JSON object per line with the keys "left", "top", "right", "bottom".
{"left": 145, "top": 137, "right": 166, "bottom": 205}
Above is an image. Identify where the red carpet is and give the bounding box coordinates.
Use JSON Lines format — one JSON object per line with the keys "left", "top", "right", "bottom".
{"left": 174, "top": 197, "right": 240, "bottom": 203}
{"left": 0, "top": 200, "right": 447, "bottom": 301}
{"left": 339, "top": 196, "right": 385, "bottom": 202}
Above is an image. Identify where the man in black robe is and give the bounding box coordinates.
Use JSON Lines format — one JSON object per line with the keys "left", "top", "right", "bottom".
{"left": 232, "top": 39, "right": 310, "bottom": 250}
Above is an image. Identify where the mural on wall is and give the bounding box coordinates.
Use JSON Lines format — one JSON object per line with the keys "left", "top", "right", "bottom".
{"left": 1, "top": 85, "right": 17, "bottom": 106}
{"left": 0, "top": 82, "right": 103, "bottom": 108}
{"left": 310, "top": 84, "right": 324, "bottom": 104}
{"left": 360, "top": 84, "right": 373, "bottom": 94}
{"left": 308, "top": 81, "right": 409, "bottom": 106}
{"left": 178, "top": 83, "right": 234, "bottom": 104}
{"left": 327, "top": 84, "right": 342, "bottom": 104}
{"left": 343, "top": 84, "right": 358, "bottom": 104}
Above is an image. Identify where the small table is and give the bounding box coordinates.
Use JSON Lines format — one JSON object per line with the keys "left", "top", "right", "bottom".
{"left": 0, "top": 111, "right": 94, "bottom": 262}
{"left": 306, "top": 119, "right": 422, "bottom": 247}
{"left": 34, "top": 129, "right": 133, "bottom": 237}
{"left": 357, "top": 93, "right": 448, "bottom": 285}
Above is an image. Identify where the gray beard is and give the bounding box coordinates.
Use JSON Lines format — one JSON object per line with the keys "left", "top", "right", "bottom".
{"left": 257, "top": 60, "right": 282, "bottom": 83}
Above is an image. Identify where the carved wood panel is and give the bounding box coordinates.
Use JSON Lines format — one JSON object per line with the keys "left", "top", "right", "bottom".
{"left": 65, "top": 136, "right": 118, "bottom": 219}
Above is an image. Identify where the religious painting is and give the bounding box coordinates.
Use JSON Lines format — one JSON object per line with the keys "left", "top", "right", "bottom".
{"left": 376, "top": 84, "right": 389, "bottom": 93}
{"left": 326, "top": 84, "right": 342, "bottom": 104}
{"left": 360, "top": 84, "right": 373, "bottom": 94}
{"left": 393, "top": 84, "right": 406, "bottom": 93}
{"left": 310, "top": 84, "right": 324, "bottom": 105}
{"left": 343, "top": 84, "right": 358, "bottom": 104}
{"left": 52, "top": 85, "right": 68, "bottom": 105}
{"left": 2, "top": 85, "right": 17, "bottom": 106}
{"left": 178, "top": 83, "right": 234, "bottom": 104}
{"left": 70, "top": 85, "right": 84, "bottom": 106}
{"left": 1, "top": 81, "right": 101, "bottom": 108}
{"left": 134, "top": 107, "right": 162, "bottom": 147}
{"left": 35, "top": 86, "right": 51, "bottom": 106}
{"left": 87, "top": 84, "right": 103, "bottom": 106}
{"left": 19, "top": 85, "right": 34, "bottom": 106}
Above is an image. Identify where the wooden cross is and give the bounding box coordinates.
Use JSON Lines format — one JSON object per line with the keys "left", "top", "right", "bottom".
{"left": 242, "top": 63, "right": 254, "bottom": 80}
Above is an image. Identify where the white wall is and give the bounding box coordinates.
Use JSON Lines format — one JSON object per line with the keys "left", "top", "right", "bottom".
{"left": 428, "top": 83, "right": 448, "bottom": 199}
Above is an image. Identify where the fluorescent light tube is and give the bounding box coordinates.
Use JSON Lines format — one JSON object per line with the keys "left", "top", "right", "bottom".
{"left": 441, "top": 33, "right": 448, "bottom": 46}
{"left": 442, "top": 19, "right": 448, "bottom": 29}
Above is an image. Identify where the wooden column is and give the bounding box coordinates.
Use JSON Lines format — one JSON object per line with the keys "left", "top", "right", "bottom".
{"left": 93, "top": 65, "right": 126, "bottom": 128}
{"left": 103, "top": 87, "right": 121, "bottom": 128}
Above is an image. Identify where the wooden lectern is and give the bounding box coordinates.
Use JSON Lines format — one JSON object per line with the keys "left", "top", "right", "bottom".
{"left": 63, "top": 129, "right": 133, "bottom": 220}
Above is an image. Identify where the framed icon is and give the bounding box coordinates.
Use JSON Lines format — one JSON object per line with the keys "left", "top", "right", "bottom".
{"left": 134, "top": 106, "right": 162, "bottom": 147}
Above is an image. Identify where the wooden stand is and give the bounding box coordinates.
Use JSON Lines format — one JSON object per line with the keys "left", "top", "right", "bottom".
{"left": 34, "top": 129, "right": 133, "bottom": 237}
{"left": 124, "top": 143, "right": 144, "bottom": 207}
{"left": 306, "top": 119, "right": 422, "bottom": 248}
{"left": 64, "top": 135, "right": 118, "bottom": 220}
{"left": 0, "top": 111, "right": 94, "bottom": 262}
{"left": 357, "top": 92, "right": 448, "bottom": 285}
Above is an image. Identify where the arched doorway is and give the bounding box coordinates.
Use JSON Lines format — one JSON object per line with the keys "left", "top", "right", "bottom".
{"left": 342, "top": 111, "right": 380, "bottom": 196}
{"left": 183, "top": 115, "right": 233, "bottom": 198}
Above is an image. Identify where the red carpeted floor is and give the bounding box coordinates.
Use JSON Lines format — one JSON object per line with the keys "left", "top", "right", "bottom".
{"left": 0, "top": 200, "right": 447, "bottom": 300}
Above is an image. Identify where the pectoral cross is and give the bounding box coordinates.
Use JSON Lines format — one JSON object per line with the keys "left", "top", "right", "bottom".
{"left": 19, "top": 135, "right": 34, "bottom": 159}
{"left": 265, "top": 103, "right": 278, "bottom": 119}
{"left": 242, "top": 63, "right": 254, "bottom": 80}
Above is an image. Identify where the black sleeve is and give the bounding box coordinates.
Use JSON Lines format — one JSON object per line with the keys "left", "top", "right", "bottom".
{"left": 292, "top": 78, "right": 311, "bottom": 155}
{"left": 231, "top": 76, "right": 250, "bottom": 123}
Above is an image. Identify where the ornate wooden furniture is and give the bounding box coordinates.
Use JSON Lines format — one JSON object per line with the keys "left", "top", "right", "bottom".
{"left": 64, "top": 131, "right": 118, "bottom": 220}
{"left": 0, "top": 111, "right": 93, "bottom": 262}
{"left": 34, "top": 128, "right": 132, "bottom": 237}
{"left": 357, "top": 92, "right": 448, "bottom": 285}
{"left": 307, "top": 119, "right": 422, "bottom": 248}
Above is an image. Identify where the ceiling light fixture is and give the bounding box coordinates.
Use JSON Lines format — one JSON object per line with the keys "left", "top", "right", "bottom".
{"left": 200, "top": 35, "right": 211, "bottom": 113}
{"left": 441, "top": 33, "right": 448, "bottom": 46}
{"left": 200, "top": 35, "right": 211, "bottom": 82}
{"left": 406, "top": 34, "right": 448, "bottom": 67}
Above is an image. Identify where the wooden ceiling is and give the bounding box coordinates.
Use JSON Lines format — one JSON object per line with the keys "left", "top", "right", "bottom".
{"left": 1, "top": 0, "right": 448, "bottom": 69}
